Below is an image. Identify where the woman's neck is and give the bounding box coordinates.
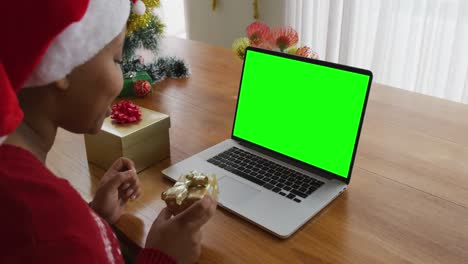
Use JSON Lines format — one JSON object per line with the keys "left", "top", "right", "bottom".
{"left": 5, "top": 117, "right": 57, "bottom": 164}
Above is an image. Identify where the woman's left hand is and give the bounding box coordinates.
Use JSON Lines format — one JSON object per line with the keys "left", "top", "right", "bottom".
{"left": 90, "top": 157, "right": 141, "bottom": 224}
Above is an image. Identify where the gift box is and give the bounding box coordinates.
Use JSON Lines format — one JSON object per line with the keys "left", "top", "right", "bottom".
{"left": 84, "top": 106, "right": 170, "bottom": 173}
{"left": 119, "top": 71, "right": 153, "bottom": 97}
{"left": 162, "top": 170, "right": 219, "bottom": 215}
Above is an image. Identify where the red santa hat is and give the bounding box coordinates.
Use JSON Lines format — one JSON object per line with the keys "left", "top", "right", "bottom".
{"left": 0, "top": 0, "right": 130, "bottom": 144}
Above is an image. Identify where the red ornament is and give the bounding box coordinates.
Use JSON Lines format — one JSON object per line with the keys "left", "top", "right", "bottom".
{"left": 134, "top": 80, "right": 151, "bottom": 97}
{"left": 110, "top": 100, "right": 142, "bottom": 124}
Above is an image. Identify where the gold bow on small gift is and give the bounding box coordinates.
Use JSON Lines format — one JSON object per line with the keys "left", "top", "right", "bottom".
{"left": 162, "top": 170, "right": 218, "bottom": 214}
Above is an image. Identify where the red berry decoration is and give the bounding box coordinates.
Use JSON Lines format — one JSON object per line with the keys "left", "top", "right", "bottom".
{"left": 111, "top": 100, "right": 142, "bottom": 124}
{"left": 134, "top": 80, "right": 151, "bottom": 97}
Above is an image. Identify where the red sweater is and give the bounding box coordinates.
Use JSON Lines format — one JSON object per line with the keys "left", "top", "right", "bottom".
{"left": 0, "top": 144, "right": 176, "bottom": 264}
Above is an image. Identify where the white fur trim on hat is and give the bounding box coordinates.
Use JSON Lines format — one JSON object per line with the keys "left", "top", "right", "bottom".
{"left": 24, "top": 0, "right": 130, "bottom": 87}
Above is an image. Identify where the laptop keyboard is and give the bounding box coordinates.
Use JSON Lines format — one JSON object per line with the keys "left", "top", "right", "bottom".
{"left": 207, "top": 147, "right": 324, "bottom": 203}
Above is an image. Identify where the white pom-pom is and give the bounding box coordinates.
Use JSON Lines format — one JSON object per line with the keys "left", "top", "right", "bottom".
{"left": 132, "top": 0, "right": 146, "bottom": 15}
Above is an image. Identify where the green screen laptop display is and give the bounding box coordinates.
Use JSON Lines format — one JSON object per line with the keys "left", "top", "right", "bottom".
{"left": 232, "top": 49, "right": 371, "bottom": 179}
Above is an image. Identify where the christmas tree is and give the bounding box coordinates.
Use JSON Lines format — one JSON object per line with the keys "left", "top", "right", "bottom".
{"left": 120, "top": 0, "right": 190, "bottom": 97}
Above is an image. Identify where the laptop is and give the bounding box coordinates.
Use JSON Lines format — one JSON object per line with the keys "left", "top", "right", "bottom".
{"left": 162, "top": 46, "right": 373, "bottom": 238}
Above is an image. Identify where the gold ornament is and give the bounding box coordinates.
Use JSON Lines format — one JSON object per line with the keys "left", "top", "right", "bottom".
{"left": 212, "top": 0, "right": 217, "bottom": 11}
{"left": 210, "top": 0, "right": 259, "bottom": 19}
{"left": 253, "top": 0, "right": 259, "bottom": 19}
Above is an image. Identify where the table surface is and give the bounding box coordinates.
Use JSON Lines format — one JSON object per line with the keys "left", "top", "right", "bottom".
{"left": 48, "top": 37, "right": 468, "bottom": 264}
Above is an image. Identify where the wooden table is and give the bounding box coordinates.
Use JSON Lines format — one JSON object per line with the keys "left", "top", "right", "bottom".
{"left": 47, "top": 37, "right": 468, "bottom": 264}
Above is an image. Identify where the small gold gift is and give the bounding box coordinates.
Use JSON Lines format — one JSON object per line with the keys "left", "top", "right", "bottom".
{"left": 84, "top": 105, "right": 170, "bottom": 173}
{"left": 162, "top": 170, "right": 219, "bottom": 215}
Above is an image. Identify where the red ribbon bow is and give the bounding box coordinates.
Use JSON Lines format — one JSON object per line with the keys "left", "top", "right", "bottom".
{"left": 111, "top": 100, "right": 142, "bottom": 124}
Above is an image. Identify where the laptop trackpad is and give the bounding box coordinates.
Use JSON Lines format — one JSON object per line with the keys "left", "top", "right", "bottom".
{"left": 218, "top": 176, "right": 260, "bottom": 205}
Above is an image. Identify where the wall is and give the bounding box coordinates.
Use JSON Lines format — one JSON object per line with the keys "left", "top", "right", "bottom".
{"left": 184, "top": 0, "right": 286, "bottom": 48}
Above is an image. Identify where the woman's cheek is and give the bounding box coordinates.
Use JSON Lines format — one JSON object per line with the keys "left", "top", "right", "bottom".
{"left": 111, "top": 64, "right": 124, "bottom": 97}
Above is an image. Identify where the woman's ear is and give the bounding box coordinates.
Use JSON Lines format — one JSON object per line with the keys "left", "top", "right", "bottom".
{"left": 54, "top": 76, "right": 70, "bottom": 91}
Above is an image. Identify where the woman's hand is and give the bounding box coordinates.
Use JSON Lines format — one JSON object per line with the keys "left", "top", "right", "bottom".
{"left": 90, "top": 157, "right": 141, "bottom": 224}
{"left": 145, "top": 196, "right": 217, "bottom": 264}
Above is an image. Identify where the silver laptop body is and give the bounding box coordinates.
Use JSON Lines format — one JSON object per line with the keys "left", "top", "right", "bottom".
{"left": 162, "top": 47, "right": 372, "bottom": 238}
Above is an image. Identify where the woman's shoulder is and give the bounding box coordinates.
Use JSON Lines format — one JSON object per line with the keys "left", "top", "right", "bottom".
{"left": 0, "top": 144, "right": 98, "bottom": 241}
{"left": 0, "top": 145, "right": 123, "bottom": 263}
{"left": 0, "top": 144, "right": 79, "bottom": 204}
{"left": 0, "top": 144, "right": 52, "bottom": 182}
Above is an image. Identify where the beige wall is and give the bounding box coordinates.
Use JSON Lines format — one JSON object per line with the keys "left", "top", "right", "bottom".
{"left": 184, "top": 0, "right": 285, "bottom": 48}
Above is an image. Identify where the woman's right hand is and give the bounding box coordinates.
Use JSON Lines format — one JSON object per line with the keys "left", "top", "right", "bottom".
{"left": 145, "top": 196, "right": 217, "bottom": 264}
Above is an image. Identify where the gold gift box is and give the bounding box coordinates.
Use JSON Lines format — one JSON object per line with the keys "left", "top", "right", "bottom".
{"left": 84, "top": 107, "right": 170, "bottom": 172}
{"left": 162, "top": 170, "right": 219, "bottom": 215}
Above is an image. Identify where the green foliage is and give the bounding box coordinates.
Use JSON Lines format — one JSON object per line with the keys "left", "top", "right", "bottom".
{"left": 122, "top": 4, "right": 189, "bottom": 85}
{"left": 122, "top": 57, "right": 190, "bottom": 83}
{"left": 123, "top": 17, "right": 164, "bottom": 62}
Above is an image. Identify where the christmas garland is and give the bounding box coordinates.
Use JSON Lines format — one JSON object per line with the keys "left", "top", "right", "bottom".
{"left": 120, "top": 0, "right": 190, "bottom": 98}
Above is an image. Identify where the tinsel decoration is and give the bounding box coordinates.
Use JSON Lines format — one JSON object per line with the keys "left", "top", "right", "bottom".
{"left": 122, "top": 0, "right": 190, "bottom": 89}
{"left": 123, "top": 18, "right": 164, "bottom": 62}
{"left": 111, "top": 100, "right": 142, "bottom": 124}
{"left": 139, "top": 0, "right": 160, "bottom": 6}
{"left": 127, "top": 12, "right": 153, "bottom": 34}
{"left": 127, "top": 0, "right": 160, "bottom": 33}
{"left": 123, "top": 57, "right": 190, "bottom": 84}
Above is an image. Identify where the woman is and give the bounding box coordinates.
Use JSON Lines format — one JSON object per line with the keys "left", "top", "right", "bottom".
{"left": 0, "top": 0, "right": 217, "bottom": 263}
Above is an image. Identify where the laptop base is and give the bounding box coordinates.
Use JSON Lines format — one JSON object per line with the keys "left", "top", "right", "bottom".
{"left": 162, "top": 139, "right": 347, "bottom": 238}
